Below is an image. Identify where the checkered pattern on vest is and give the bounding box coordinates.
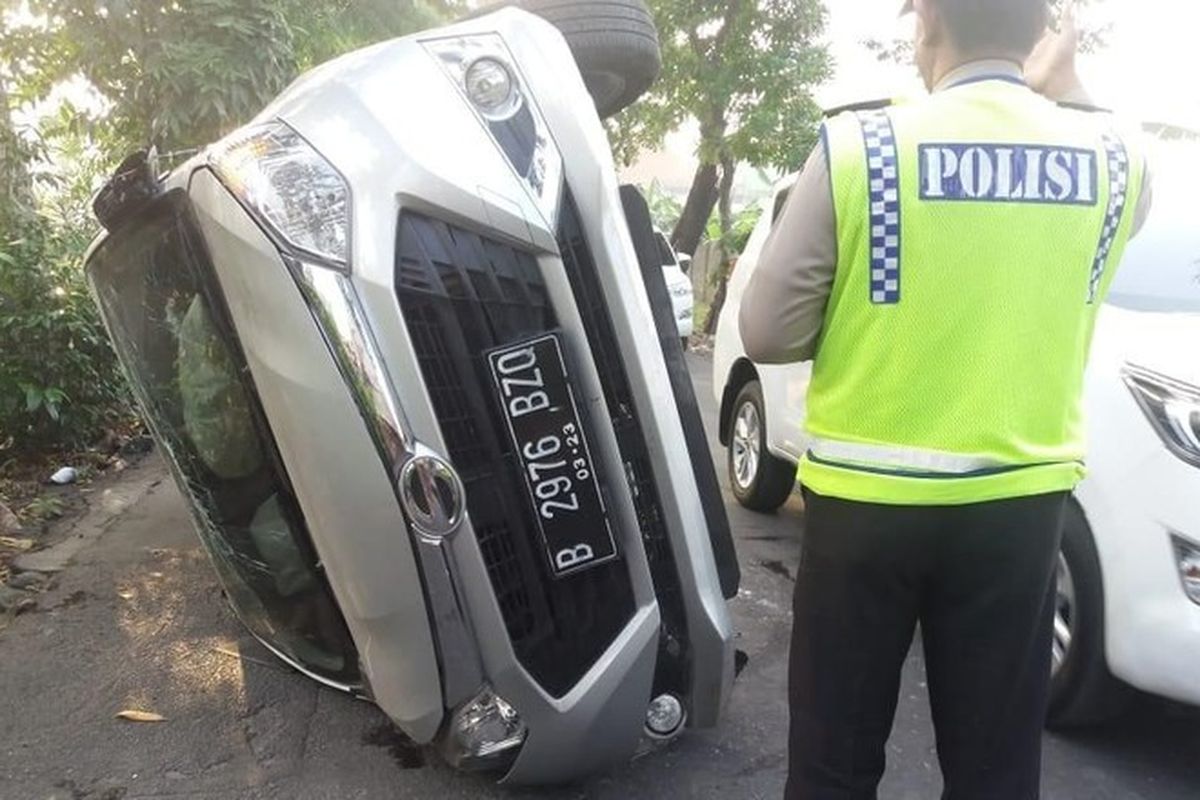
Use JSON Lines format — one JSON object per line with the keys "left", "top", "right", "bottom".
{"left": 1089, "top": 130, "right": 1131, "bottom": 303}
{"left": 858, "top": 110, "right": 902, "bottom": 305}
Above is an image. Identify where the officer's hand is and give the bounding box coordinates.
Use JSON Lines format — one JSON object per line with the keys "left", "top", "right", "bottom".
{"left": 1025, "top": 0, "right": 1086, "bottom": 102}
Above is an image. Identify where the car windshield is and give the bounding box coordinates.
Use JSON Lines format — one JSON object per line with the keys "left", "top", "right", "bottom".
{"left": 85, "top": 192, "right": 360, "bottom": 686}
{"left": 1106, "top": 138, "right": 1200, "bottom": 314}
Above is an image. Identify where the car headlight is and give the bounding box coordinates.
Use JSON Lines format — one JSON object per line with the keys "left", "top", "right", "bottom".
{"left": 424, "top": 34, "right": 563, "bottom": 226}
{"left": 669, "top": 280, "right": 692, "bottom": 300}
{"left": 1171, "top": 534, "right": 1200, "bottom": 606}
{"left": 464, "top": 57, "right": 521, "bottom": 120}
{"left": 210, "top": 122, "right": 350, "bottom": 269}
{"left": 438, "top": 685, "right": 527, "bottom": 773}
{"left": 1123, "top": 365, "right": 1200, "bottom": 469}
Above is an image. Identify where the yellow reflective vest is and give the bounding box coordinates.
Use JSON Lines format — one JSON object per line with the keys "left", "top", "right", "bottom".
{"left": 800, "top": 79, "right": 1145, "bottom": 505}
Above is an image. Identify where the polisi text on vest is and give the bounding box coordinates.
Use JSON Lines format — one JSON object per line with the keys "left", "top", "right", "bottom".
{"left": 919, "top": 143, "right": 1099, "bottom": 205}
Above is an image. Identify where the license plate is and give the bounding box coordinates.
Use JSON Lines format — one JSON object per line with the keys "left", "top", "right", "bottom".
{"left": 487, "top": 333, "right": 618, "bottom": 577}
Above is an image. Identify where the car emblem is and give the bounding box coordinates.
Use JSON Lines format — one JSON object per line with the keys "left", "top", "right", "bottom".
{"left": 400, "top": 453, "right": 465, "bottom": 539}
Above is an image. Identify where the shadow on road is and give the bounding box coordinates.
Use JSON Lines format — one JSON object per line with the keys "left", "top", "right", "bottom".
{"left": 1044, "top": 695, "right": 1200, "bottom": 798}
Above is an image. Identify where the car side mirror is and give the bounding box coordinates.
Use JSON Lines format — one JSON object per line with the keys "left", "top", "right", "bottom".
{"left": 92, "top": 148, "right": 163, "bottom": 232}
{"left": 678, "top": 254, "right": 692, "bottom": 275}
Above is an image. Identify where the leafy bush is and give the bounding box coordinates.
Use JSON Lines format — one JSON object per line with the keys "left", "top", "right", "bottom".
{"left": 0, "top": 131, "right": 131, "bottom": 459}
{"left": 0, "top": 221, "right": 130, "bottom": 454}
{"left": 642, "top": 180, "right": 683, "bottom": 234}
{"left": 705, "top": 202, "right": 763, "bottom": 256}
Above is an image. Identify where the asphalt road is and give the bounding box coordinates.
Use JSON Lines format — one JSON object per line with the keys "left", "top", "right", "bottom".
{"left": 1, "top": 351, "right": 1198, "bottom": 799}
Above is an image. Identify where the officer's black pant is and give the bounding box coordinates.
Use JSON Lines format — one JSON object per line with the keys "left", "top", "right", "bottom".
{"left": 785, "top": 489, "right": 1068, "bottom": 800}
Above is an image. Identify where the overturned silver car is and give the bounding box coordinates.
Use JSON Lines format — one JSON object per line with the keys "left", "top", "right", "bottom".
{"left": 83, "top": 1, "right": 739, "bottom": 784}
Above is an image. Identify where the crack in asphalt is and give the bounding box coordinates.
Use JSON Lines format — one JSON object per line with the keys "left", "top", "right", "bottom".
{"left": 298, "top": 685, "right": 319, "bottom": 763}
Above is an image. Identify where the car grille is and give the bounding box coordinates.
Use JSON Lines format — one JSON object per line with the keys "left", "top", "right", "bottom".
{"left": 395, "top": 213, "right": 636, "bottom": 698}
{"left": 556, "top": 194, "right": 690, "bottom": 695}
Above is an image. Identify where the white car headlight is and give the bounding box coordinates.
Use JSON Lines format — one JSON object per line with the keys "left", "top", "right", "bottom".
{"left": 1123, "top": 365, "right": 1200, "bottom": 469}
{"left": 464, "top": 56, "right": 521, "bottom": 120}
{"left": 210, "top": 122, "right": 350, "bottom": 269}
{"left": 1171, "top": 535, "right": 1200, "bottom": 606}
{"left": 424, "top": 34, "right": 563, "bottom": 226}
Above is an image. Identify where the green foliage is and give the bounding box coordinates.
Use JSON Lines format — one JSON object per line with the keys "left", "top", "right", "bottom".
{"left": 642, "top": 180, "right": 684, "bottom": 232}
{"left": 704, "top": 202, "right": 763, "bottom": 257}
{"left": 0, "top": 83, "right": 37, "bottom": 232}
{"left": 3, "top": 0, "right": 457, "bottom": 156}
{"left": 24, "top": 494, "right": 66, "bottom": 521}
{"left": 4, "top": 0, "right": 298, "bottom": 155}
{"left": 0, "top": 215, "right": 129, "bottom": 454}
{"left": 0, "top": 79, "right": 130, "bottom": 455}
{"left": 641, "top": 181, "right": 765, "bottom": 257}
{"left": 287, "top": 0, "right": 457, "bottom": 69}
{"left": 608, "top": 0, "right": 832, "bottom": 173}
{"left": 1145, "top": 123, "right": 1200, "bottom": 142}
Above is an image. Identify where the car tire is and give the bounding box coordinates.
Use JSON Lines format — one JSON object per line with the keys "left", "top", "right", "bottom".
{"left": 727, "top": 381, "right": 795, "bottom": 513}
{"left": 1046, "top": 499, "right": 1131, "bottom": 728}
{"left": 514, "top": 0, "right": 662, "bottom": 117}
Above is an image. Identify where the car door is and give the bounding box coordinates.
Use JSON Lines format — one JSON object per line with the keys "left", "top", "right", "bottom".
{"left": 753, "top": 183, "right": 812, "bottom": 462}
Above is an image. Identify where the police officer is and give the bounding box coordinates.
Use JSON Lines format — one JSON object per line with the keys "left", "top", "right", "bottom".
{"left": 739, "top": 1, "right": 1152, "bottom": 797}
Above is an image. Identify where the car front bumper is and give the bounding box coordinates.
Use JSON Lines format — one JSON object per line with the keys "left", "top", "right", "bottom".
{"left": 674, "top": 299, "right": 695, "bottom": 339}
{"left": 1079, "top": 435, "right": 1200, "bottom": 707}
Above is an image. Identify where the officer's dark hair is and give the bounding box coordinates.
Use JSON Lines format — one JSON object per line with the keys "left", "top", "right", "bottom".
{"left": 933, "top": 0, "right": 1048, "bottom": 57}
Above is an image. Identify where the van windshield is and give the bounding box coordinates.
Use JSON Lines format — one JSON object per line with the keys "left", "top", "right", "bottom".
{"left": 86, "top": 192, "right": 359, "bottom": 686}
{"left": 1106, "top": 141, "right": 1200, "bottom": 314}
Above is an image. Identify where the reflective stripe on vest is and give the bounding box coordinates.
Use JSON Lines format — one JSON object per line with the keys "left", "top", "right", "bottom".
{"left": 808, "top": 438, "right": 1011, "bottom": 476}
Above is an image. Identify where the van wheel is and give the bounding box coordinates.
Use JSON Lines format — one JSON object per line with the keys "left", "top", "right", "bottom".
{"left": 516, "top": 0, "right": 661, "bottom": 117}
{"left": 1046, "top": 499, "right": 1130, "bottom": 728}
{"left": 727, "top": 381, "right": 795, "bottom": 513}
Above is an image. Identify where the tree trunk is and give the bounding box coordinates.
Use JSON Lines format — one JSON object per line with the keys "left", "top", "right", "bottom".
{"left": 704, "top": 154, "right": 737, "bottom": 335}
{"left": 716, "top": 152, "right": 735, "bottom": 260}
{"left": 670, "top": 160, "right": 719, "bottom": 257}
{"left": 672, "top": 107, "right": 728, "bottom": 256}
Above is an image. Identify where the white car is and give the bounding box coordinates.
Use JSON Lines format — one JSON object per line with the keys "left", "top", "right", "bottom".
{"left": 713, "top": 137, "right": 1200, "bottom": 725}
{"left": 654, "top": 228, "right": 694, "bottom": 346}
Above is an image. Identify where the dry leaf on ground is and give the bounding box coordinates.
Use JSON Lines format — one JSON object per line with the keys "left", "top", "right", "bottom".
{"left": 0, "top": 536, "right": 35, "bottom": 551}
{"left": 116, "top": 710, "right": 166, "bottom": 723}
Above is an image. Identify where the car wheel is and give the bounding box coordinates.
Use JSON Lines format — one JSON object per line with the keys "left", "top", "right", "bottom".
{"left": 727, "top": 381, "right": 795, "bottom": 513}
{"left": 515, "top": 0, "right": 661, "bottom": 117}
{"left": 1046, "top": 499, "right": 1130, "bottom": 728}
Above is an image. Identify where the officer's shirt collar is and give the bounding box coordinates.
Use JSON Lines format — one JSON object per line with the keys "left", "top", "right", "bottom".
{"left": 935, "top": 59, "right": 1027, "bottom": 93}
